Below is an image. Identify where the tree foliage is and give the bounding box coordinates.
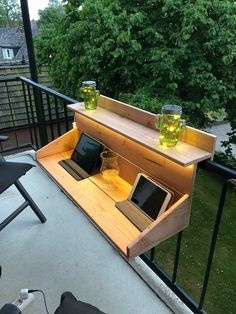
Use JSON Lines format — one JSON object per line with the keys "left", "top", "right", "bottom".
{"left": 36, "top": 0, "right": 236, "bottom": 154}
{"left": 0, "top": 0, "right": 22, "bottom": 26}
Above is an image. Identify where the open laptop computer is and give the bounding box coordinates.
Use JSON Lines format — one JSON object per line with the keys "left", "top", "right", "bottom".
{"left": 115, "top": 173, "right": 173, "bottom": 231}
{"left": 58, "top": 133, "right": 104, "bottom": 180}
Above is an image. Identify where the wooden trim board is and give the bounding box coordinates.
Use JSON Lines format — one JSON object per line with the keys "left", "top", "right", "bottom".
{"left": 36, "top": 128, "right": 79, "bottom": 159}
{"left": 128, "top": 194, "right": 190, "bottom": 258}
{"left": 96, "top": 95, "right": 216, "bottom": 155}
{"left": 68, "top": 100, "right": 216, "bottom": 167}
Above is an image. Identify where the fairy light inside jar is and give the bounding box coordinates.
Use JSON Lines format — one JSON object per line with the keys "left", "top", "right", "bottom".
{"left": 158, "top": 105, "right": 185, "bottom": 147}
{"left": 80, "top": 81, "right": 100, "bottom": 110}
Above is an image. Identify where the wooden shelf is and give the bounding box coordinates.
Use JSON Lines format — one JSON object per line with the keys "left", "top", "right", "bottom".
{"left": 68, "top": 98, "right": 216, "bottom": 167}
{"left": 36, "top": 96, "right": 216, "bottom": 259}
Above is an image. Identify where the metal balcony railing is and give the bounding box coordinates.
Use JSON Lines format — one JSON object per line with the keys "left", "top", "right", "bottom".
{"left": 0, "top": 77, "right": 235, "bottom": 314}
{"left": 0, "top": 76, "right": 77, "bottom": 153}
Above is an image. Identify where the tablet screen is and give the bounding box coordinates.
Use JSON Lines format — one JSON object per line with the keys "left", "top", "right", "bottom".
{"left": 71, "top": 133, "right": 103, "bottom": 174}
{"left": 130, "top": 175, "right": 171, "bottom": 220}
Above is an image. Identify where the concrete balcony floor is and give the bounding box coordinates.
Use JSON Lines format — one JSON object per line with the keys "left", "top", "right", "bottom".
{"left": 0, "top": 152, "right": 191, "bottom": 314}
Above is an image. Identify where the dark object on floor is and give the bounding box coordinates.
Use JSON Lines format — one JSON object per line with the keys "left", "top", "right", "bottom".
{"left": 0, "top": 136, "right": 46, "bottom": 231}
{"left": 54, "top": 292, "right": 106, "bottom": 314}
{"left": 0, "top": 304, "right": 21, "bottom": 314}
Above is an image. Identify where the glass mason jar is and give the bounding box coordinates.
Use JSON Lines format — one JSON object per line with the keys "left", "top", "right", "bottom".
{"left": 100, "top": 151, "right": 120, "bottom": 190}
{"left": 156, "top": 105, "right": 186, "bottom": 147}
{"left": 80, "top": 81, "right": 100, "bottom": 110}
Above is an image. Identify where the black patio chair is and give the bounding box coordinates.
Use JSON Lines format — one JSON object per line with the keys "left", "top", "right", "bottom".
{"left": 0, "top": 135, "right": 46, "bottom": 232}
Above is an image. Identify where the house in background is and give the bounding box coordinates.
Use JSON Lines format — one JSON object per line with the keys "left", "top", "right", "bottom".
{"left": 0, "top": 21, "right": 38, "bottom": 66}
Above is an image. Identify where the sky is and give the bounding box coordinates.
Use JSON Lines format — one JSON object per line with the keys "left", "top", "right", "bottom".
{"left": 17, "top": 0, "right": 49, "bottom": 20}
{"left": 27, "top": 0, "right": 49, "bottom": 20}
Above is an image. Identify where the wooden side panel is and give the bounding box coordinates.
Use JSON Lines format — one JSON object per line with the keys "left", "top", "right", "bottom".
{"left": 75, "top": 113, "right": 196, "bottom": 196}
{"left": 127, "top": 195, "right": 190, "bottom": 259}
{"left": 36, "top": 128, "right": 79, "bottom": 159}
{"left": 180, "top": 126, "right": 216, "bottom": 157}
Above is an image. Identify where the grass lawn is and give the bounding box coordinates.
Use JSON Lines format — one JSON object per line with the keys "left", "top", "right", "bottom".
{"left": 153, "top": 168, "right": 236, "bottom": 314}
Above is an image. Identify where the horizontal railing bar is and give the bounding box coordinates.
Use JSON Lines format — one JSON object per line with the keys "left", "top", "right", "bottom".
{"left": 0, "top": 76, "right": 78, "bottom": 104}
{"left": 199, "top": 160, "right": 236, "bottom": 180}
{"left": 0, "top": 77, "right": 20, "bottom": 82}
{"left": 0, "top": 116, "right": 73, "bottom": 129}
{"left": 18, "top": 77, "right": 78, "bottom": 104}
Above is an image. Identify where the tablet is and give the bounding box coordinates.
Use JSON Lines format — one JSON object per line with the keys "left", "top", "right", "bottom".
{"left": 71, "top": 133, "right": 104, "bottom": 174}
{"left": 128, "top": 173, "right": 173, "bottom": 220}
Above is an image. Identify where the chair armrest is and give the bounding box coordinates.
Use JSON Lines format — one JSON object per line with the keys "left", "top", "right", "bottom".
{"left": 0, "top": 304, "right": 21, "bottom": 314}
{"left": 0, "top": 136, "right": 9, "bottom": 143}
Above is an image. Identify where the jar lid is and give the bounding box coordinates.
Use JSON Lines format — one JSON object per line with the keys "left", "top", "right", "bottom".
{"left": 161, "top": 105, "right": 182, "bottom": 114}
{"left": 82, "top": 80, "right": 96, "bottom": 87}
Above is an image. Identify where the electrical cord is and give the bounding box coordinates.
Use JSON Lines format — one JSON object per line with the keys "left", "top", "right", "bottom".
{"left": 28, "top": 290, "right": 50, "bottom": 314}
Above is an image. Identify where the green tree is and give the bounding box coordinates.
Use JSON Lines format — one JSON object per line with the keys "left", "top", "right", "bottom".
{"left": 36, "top": 0, "right": 65, "bottom": 84}
{"left": 35, "top": 0, "right": 236, "bottom": 152}
{"left": 38, "top": 0, "right": 64, "bottom": 25}
{"left": 0, "top": 0, "right": 22, "bottom": 26}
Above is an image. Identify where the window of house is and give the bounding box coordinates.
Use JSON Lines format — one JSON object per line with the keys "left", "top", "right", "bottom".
{"left": 2, "top": 48, "right": 14, "bottom": 60}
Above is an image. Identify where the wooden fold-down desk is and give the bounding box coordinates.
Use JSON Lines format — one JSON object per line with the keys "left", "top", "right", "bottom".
{"left": 36, "top": 95, "right": 216, "bottom": 260}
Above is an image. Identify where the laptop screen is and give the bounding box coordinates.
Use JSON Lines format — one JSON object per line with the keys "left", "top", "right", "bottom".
{"left": 130, "top": 175, "right": 171, "bottom": 220}
{"left": 71, "top": 133, "right": 104, "bottom": 174}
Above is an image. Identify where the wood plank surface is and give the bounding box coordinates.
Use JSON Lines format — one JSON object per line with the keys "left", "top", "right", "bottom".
{"left": 96, "top": 95, "right": 216, "bottom": 154}
{"left": 68, "top": 102, "right": 214, "bottom": 166}
{"left": 89, "top": 174, "right": 132, "bottom": 202}
{"left": 37, "top": 154, "right": 140, "bottom": 255}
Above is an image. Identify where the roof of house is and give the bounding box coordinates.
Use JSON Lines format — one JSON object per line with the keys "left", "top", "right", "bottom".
{"left": 0, "top": 27, "right": 24, "bottom": 46}
{"left": 0, "top": 22, "right": 39, "bottom": 63}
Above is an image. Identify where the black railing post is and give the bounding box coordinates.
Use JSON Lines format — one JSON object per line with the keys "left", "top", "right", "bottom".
{"left": 172, "top": 231, "right": 183, "bottom": 284}
{"left": 198, "top": 178, "right": 235, "bottom": 310}
{"left": 20, "top": 0, "right": 48, "bottom": 146}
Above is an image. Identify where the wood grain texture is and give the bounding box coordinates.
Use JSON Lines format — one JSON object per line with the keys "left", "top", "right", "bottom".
{"left": 69, "top": 95, "right": 216, "bottom": 151}
{"left": 97, "top": 95, "right": 217, "bottom": 154}
{"left": 37, "top": 153, "right": 140, "bottom": 255}
{"left": 89, "top": 174, "right": 132, "bottom": 202}
{"left": 127, "top": 194, "right": 190, "bottom": 259}
{"left": 37, "top": 150, "right": 188, "bottom": 259}
{"left": 68, "top": 100, "right": 215, "bottom": 166}
{"left": 36, "top": 128, "right": 79, "bottom": 159}
{"left": 36, "top": 97, "right": 214, "bottom": 259}
{"left": 75, "top": 113, "right": 196, "bottom": 196}
{"left": 180, "top": 126, "right": 216, "bottom": 159}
